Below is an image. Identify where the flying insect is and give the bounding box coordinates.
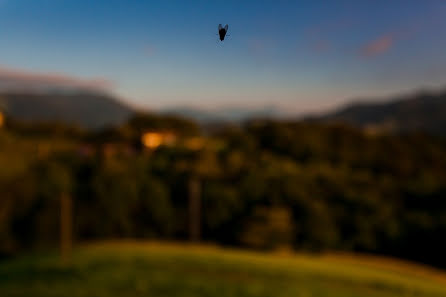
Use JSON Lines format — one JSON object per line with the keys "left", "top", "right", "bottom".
{"left": 218, "top": 24, "right": 229, "bottom": 41}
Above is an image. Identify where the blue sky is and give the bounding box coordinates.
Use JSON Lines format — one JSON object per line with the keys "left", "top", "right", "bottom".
{"left": 0, "top": 0, "right": 445, "bottom": 113}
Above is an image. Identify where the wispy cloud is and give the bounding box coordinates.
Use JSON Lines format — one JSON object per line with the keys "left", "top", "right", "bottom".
{"left": 0, "top": 66, "right": 113, "bottom": 92}
{"left": 361, "top": 34, "right": 395, "bottom": 57}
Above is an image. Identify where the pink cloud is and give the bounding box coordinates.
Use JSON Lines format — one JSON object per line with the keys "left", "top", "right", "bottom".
{"left": 0, "top": 66, "right": 113, "bottom": 92}
{"left": 361, "top": 34, "right": 395, "bottom": 57}
{"left": 358, "top": 3, "right": 446, "bottom": 59}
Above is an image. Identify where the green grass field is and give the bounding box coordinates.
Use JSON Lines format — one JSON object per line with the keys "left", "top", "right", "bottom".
{"left": 1, "top": 241, "right": 446, "bottom": 297}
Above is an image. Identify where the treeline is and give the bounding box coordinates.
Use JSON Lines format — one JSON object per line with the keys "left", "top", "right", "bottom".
{"left": 1, "top": 115, "right": 446, "bottom": 268}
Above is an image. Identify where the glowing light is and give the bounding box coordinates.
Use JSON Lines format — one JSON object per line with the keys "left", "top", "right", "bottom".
{"left": 141, "top": 131, "right": 177, "bottom": 149}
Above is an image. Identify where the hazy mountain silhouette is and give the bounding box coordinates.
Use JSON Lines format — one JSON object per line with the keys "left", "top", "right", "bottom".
{"left": 2, "top": 86, "right": 445, "bottom": 134}
{"left": 162, "top": 105, "right": 282, "bottom": 123}
{"left": 313, "top": 89, "right": 446, "bottom": 136}
{"left": 0, "top": 91, "right": 134, "bottom": 129}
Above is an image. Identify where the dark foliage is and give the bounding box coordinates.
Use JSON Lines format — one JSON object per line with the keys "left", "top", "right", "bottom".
{"left": 1, "top": 117, "right": 446, "bottom": 268}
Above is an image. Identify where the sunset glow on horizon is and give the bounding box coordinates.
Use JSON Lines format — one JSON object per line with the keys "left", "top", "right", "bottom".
{"left": 0, "top": 0, "right": 445, "bottom": 114}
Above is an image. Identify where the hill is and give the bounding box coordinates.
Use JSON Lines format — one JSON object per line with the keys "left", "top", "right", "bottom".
{"left": 1, "top": 242, "right": 446, "bottom": 297}
{"left": 314, "top": 89, "right": 446, "bottom": 136}
{"left": 0, "top": 91, "right": 134, "bottom": 129}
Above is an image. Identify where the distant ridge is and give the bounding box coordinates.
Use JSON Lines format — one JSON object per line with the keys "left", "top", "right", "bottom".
{"left": 2, "top": 86, "right": 445, "bottom": 134}
{"left": 0, "top": 91, "right": 134, "bottom": 129}
{"left": 311, "top": 88, "right": 446, "bottom": 136}
{"left": 161, "top": 105, "right": 282, "bottom": 123}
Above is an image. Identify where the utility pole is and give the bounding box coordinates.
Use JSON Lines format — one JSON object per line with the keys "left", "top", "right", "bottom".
{"left": 188, "top": 176, "right": 201, "bottom": 242}
{"left": 60, "top": 193, "right": 72, "bottom": 264}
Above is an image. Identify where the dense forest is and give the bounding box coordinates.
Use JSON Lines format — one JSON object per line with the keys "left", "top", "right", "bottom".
{"left": 1, "top": 113, "right": 446, "bottom": 268}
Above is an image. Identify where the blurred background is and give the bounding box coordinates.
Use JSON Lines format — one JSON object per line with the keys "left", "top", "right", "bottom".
{"left": 1, "top": 1, "right": 446, "bottom": 296}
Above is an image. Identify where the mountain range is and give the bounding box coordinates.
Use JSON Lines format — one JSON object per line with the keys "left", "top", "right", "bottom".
{"left": 0, "top": 91, "right": 134, "bottom": 129}
{"left": 313, "top": 89, "right": 446, "bottom": 136}
{"left": 160, "top": 105, "right": 283, "bottom": 123}
{"left": 0, "top": 87, "right": 445, "bottom": 135}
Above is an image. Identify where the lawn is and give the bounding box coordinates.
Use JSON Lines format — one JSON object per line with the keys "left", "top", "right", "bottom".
{"left": 1, "top": 241, "right": 446, "bottom": 297}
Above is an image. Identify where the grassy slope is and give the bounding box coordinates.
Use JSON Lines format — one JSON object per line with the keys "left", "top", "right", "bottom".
{"left": 1, "top": 241, "right": 446, "bottom": 297}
